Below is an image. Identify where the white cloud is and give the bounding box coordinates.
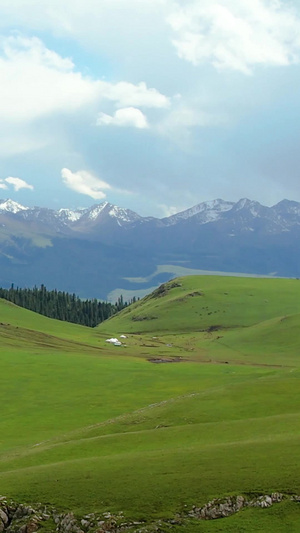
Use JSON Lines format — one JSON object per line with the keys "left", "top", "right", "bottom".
{"left": 97, "top": 107, "right": 149, "bottom": 129}
{"left": 157, "top": 104, "right": 228, "bottom": 148}
{"left": 159, "top": 204, "right": 183, "bottom": 217}
{"left": 0, "top": 181, "right": 8, "bottom": 190}
{"left": 61, "top": 168, "right": 111, "bottom": 200}
{"left": 97, "top": 82, "right": 169, "bottom": 109}
{"left": 168, "top": 0, "right": 300, "bottom": 74}
{"left": 0, "top": 1, "right": 173, "bottom": 60}
{"left": 5, "top": 176, "right": 34, "bottom": 191}
{"left": 0, "top": 34, "right": 169, "bottom": 158}
{"left": 2, "top": 1, "right": 300, "bottom": 210}
{"left": 0, "top": 35, "right": 100, "bottom": 122}
{"left": 0, "top": 35, "right": 169, "bottom": 124}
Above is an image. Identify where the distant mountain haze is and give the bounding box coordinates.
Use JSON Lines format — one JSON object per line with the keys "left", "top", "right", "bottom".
{"left": 0, "top": 198, "right": 299, "bottom": 300}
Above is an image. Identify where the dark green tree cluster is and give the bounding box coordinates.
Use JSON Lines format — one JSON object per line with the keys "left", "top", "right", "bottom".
{"left": 0, "top": 284, "right": 131, "bottom": 327}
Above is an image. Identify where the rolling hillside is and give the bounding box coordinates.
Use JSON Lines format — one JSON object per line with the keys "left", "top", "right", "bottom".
{"left": 99, "top": 275, "right": 300, "bottom": 333}
{"left": 0, "top": 276, "right": 300, "bottom": 532}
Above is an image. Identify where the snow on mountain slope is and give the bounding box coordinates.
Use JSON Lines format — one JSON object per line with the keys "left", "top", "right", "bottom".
{"left": 74, "top": 202, "right": 143, "bottom": 228}
{"left": 228, "top": 198, "right": 300, "bottom": 233}
{"left": 0, "top": 197, "right": 300, "bottom": 234}
{"left": 86, "top": 203, "right": 109, "bottom": 221}
{"left": 0, "top": 199, "right": 29, "bottom": 214}
{"left": 108, "top": 205, "right": 142, "bottom": 224}
{"left": 57, "top": 207, "right": 87, "bottom": 223}
{"left": 163, "top": 199, "right": 235, "bottom": 225}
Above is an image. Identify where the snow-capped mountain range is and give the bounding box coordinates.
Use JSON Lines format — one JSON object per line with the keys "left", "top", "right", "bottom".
{"left": 0, "top": 197, "right": 299, "bottom": 299}
{"left": 0, "top": 199, "right": 147, "bottom": 231}
{"left": 1, "top": 197, "right": 300, "bottom": 232}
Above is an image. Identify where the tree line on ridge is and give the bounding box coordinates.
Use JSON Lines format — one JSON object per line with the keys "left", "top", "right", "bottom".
{"left": 0, "top": 284, "right": 135, "bottom": 327}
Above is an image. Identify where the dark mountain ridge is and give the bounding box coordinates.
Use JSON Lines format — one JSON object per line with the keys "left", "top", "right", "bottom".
{"left": 0, "top": 197, "right": 299, "bottom": 299}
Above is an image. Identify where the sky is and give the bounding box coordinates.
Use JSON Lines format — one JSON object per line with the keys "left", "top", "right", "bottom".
{"left": 1, "top": 0, "right": 300, "bottom": 217}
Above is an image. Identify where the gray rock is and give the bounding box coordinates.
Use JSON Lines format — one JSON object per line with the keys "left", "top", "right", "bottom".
{"left": 0, "top": 510, "right": 8, "bottom": 525}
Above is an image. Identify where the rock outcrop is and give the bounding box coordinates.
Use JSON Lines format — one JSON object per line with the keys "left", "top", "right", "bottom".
{"left": 0, "top": 492, "right": 299, "bottom": 533}
{"left": 186, "top": 492, "right": 295, "bottom": 521}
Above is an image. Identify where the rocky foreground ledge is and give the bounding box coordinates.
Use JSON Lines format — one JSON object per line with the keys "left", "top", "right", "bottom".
{"left": 0, "top": 493, "right": 299, "bottom": 533}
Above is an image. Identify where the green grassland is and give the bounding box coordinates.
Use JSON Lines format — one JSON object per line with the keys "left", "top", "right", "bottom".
{"left": 102, "top": 276, "right": 300, "bottom": 333}
{"left": 0, "top": 275, "right": 300, "bottom": 531}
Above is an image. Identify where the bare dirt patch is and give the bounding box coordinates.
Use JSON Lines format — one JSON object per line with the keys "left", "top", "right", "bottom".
{"left": 147, "top": 357, "right": 183, "bottom": 364}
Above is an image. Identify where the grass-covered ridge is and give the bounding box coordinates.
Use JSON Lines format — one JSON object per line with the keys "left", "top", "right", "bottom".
{"left": 0, "top": 275, "right": 300, "bottom": 531}
{"left": 100, "top": 275, "right": 300, "bottom": 333}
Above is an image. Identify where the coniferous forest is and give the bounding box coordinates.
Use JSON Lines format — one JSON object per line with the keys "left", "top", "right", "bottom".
{"left": 0, "top": 284, "right": 133, "bottom": 327}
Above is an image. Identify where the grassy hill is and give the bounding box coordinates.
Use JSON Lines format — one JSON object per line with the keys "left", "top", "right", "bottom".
{"left": 0, "top": 276, "right": 300, "bottom": 531}
{"left": 100, "top": 275, "right": 300, "bottom": 333}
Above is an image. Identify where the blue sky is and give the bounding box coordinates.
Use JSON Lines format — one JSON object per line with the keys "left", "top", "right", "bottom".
{"left": 1, "top": 0, "right": 300, "bottom": 217}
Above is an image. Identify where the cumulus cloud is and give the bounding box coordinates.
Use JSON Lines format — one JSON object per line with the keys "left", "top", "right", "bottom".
{"left": 0, "top": 35, "right": 99, "bottom": 122}
{"left": 61, "top": 168, "right": 111, "bottom": 200}
{"left": 0, "top": 176, "right": 33, "bottom": 191}
{"left": 0, "top": 34, "right": 169, "bottom": 159}
{"left": 97, "top": 81, "right": 169, "bottom": 109}
{"left": 0, "top": 35, "right": 169, "bottom": 124}
{"left": 168, "top": 0, "right": 300, "bottom": 74}
{"left": 5, "top": 177, "right": 34, "bottom": 191}
{"left": 97, "top": 107, "right": 149, "bottom": 129}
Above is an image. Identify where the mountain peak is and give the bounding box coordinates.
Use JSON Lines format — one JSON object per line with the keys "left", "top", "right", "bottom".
{"left": 164, "top": 198, "right": 235, "bottom": 225}
{"left": 83, "top": 202, "right": 141, "bottom": 224}
{"left": 0, "top": 199, "right": 29, "bottom": 214}
{"left": 86, "top": 202, "right": 111, "bottom": 220}
{"left": 273, "top": 199, "right": 300, "bottom": 216}
{"left": 234, "top": 198, "right": 254, "bottom": 210}
{"left": 108, "top": 205, "right": 142, "bottom": 223}
{"left": 57, "top": 207, "right": 87, "bottom": 223}
{"left": 231, "top": 198, "right": 268, "bottom": 218}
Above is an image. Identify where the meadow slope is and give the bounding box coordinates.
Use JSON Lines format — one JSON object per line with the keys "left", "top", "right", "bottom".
{"left": 0, "top": 275, "right": 300, "bottom": 531}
